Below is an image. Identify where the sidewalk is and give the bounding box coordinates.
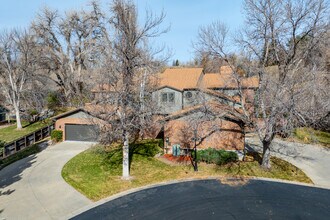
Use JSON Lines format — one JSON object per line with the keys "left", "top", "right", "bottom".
{"left": 246, "top": 137, "right": 330, "bottom": 188}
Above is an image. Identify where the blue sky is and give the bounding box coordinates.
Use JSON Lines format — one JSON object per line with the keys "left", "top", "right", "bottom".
{"left": 0, "top": 0, "right": 244, "bottom": 62}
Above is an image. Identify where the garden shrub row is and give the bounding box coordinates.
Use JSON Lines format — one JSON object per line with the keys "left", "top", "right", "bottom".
{"left": 197, "top": 148, "right": 238, "bottom": 165}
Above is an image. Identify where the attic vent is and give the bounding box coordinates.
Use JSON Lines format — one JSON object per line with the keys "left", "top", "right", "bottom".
{"left": 185, "top": 92, "right": 192, "bottom": 99}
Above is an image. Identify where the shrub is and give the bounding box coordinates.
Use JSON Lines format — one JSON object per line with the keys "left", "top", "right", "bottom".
{"left": 47, "top": 91, "right": 64, "bottom": 110}
{"left": 130, "top": 139, "right": 163, "bottom": 157}
{"left": 51, "top": 130, "right": 63, "bottom": 142}
{"left": 197, "top": 148, "right": 238, "bottom": 165}
{"left": 216, "top": 150, "right": 238, "bottom": 165}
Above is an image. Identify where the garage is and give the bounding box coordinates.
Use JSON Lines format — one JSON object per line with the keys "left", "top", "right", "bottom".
{"left": 65, "top": 124, "right": 99, "bottom": 142}
{"left": 53, "top": 108, "right": 102, "bottom": 142}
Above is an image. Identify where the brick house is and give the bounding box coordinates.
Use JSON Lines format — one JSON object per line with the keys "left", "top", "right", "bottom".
{"left": 53, "top": 66, "right": 258, "bottom": 148}
{"left": 152, "top": 66, "right": 258, "bottom": 152}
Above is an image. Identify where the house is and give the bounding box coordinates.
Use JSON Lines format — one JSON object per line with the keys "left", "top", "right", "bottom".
{"left": 52, "top": 108, "right": 101, "bottom": 142}
{"left": 0, "top": 105, "right": 9, "bottom": 123}
{"left": 53, "top": 65, "right": 258, "bottom": 149}
{"left": 152, "top": 66, "right": 258, "bottom": 152}
{"left": 152, "top": 66, "right": 258, "bottom": 115}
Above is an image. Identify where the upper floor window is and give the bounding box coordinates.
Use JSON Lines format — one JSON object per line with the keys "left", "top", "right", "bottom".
{"left": 161, "top": 92, "right": 175, "bottom": 103}
{"left": 185, "top": 91, "right": 193, "bottom": 99}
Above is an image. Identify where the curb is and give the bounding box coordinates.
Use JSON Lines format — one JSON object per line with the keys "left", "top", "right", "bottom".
{"left": 64, "top": 176, "right": 330, "bottom": 219}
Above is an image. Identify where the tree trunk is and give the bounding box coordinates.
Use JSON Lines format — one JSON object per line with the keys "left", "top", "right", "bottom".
{"left": 122, "top": 130, "right": 130, "bottom": 179}
{"left": 15, "top": 107, "right": 22, "bottom": 130}
{"left": 261, "top": 140, "right": 271, "bottom": 169}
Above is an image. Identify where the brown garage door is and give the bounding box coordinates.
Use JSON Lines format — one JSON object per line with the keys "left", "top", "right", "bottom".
{"left": 65, "top": 124, "right": 99, "bottom": 142}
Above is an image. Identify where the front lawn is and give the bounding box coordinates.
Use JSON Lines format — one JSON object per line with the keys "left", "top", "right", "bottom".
{"left": 0, "top": 120, "right": 51, "bottom": 143}
{"left": 62, "top": 140, "right": 312, "bottom": 201}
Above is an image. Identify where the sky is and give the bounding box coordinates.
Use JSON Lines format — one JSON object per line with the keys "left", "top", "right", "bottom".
{"left": 0, "top": 0, "right": 244, "bottom": 62}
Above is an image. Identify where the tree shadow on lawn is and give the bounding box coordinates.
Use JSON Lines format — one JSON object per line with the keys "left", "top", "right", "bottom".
{"left": 101, "top": 140, "right": 162, "bottom": 171}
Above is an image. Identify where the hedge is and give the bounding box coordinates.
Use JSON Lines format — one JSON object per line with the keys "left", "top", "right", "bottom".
{"left": 197, "top": 148, "right": 238, "bottom": 165}
{"left": 51, "top": 130, "right": 63, "bottom": 142}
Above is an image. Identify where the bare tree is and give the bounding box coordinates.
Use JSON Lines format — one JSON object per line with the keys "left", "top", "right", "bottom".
{"left": 31, "top": 4, "right": 106, "bottom": 105}
{"left": 0, "top": 29, "right": 37, "bottom": 129}
{"left": 92, "top": 0, "right": 168, "bottom": 179}
{"left": 194, "top": 0, "right": 329, "bottom": 168}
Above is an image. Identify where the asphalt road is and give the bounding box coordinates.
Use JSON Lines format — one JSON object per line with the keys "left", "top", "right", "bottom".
{"left": 72, "top": 179, "right": 330, "bottom": 220}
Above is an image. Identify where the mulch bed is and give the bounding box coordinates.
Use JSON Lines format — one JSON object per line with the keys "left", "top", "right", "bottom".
{"left": 162, "top": 154, "right": 192, "bottom": 165}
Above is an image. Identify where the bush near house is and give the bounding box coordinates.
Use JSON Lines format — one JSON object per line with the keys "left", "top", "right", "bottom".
{"left": 51, "top": 130, "right": 63, "bottom": 142}
{"left": 197, "top": 148, "right": 238, "bottom": 165}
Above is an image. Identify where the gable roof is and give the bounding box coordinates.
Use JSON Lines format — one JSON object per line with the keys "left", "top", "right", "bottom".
{"left": 164, "top": 101, "right": 245, "bottom": 125}
{"left": 51, "top": 108, "right": 86, "bottom": 120}
{"left": 156, "top": 68, "right": 204, "bottom": 91}
{"left": 201, "top": 73, "right": 259, "bottom": 89}
{"left": 155, "top": 66, "right": 259, "bottom": 92}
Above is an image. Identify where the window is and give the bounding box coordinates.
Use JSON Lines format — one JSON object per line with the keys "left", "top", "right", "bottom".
{"left": 161, "top": 92, "right": 175, "bottom": 104}
{"left": 168, "top": 93, "right": 175, "bottom": 103}
{"left": 161, "top": 93, "right": 168, "bottom": 102}
{"left": 185, "top": 91, "right": 192, "bottom": 99}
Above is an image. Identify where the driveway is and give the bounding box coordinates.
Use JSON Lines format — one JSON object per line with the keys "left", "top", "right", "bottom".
{"left": 72, "top": 179, "right": 330, "bottom": 220}
{"left": 0, "top": 141, "right": 93, "bottom": 220}
{"left": 246, "top": 137, "right": 330, "bottom": 188}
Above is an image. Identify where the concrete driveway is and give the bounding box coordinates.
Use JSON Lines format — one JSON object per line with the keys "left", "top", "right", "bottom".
{"left": 246, "top": 137, "right": 330, "bottom": 188}
{"left": 0, "top": 141, "right": 93, "bottom": 220}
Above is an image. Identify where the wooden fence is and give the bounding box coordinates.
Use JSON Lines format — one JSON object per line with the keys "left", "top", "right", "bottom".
{"left": 0, "top": 124, "right": 54, "bottom": 159}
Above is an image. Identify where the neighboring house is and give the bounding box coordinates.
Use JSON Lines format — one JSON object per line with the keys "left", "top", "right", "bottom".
{"left": 0, "top": 105, "right": 9, "bottom": 123}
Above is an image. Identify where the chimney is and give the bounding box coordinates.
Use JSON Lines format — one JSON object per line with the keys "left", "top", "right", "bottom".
{"left": 220, "top": 66, "right": 232, "bottom": 75}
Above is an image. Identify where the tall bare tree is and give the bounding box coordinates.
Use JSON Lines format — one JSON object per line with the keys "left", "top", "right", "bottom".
{"left": 93, "top": 0, "right": 168, "bottom": 179}
{"left": 194, "top": 0, "right": 329, "bottom": 168}
{"left": 31, "top": 4, "right": 106, "bottom": 105}
{"left": 0, "top": 30, "right": 37, "bottom": 129}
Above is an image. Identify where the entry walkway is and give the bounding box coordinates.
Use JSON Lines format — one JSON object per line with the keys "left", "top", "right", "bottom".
{"left": 0, "top": 142, "right": 93, "bottom": 220}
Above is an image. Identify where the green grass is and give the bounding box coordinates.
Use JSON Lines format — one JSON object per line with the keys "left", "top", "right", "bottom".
{"left": 62, "top": 140, "right": 312, "bottom": 201}
{"left": 294, "top": 127, "right": 330, "bottom": 147}
{"left": 0, "top": 144, "right": 40, "bottom": 169}
{"left": 0, "top": 120, "right": 51, "bottom": 143}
